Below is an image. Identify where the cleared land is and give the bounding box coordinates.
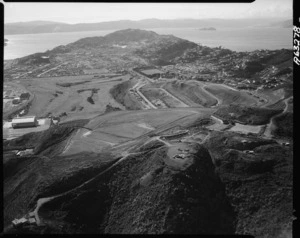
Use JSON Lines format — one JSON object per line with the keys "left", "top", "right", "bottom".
{"left": 62, "top": 108, "right": 212, "bottom": 155}
{"left": 163, "top": 81, "right": 218, "bottom": 107}
{"left": 229, "top": 123, "right": 263, "bottom": 134}
{"left": 140, "top": 86, "right": 187, "bottom": 108}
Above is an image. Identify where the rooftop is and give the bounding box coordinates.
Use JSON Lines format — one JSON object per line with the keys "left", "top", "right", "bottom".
{"left": 12, "top": 116, "right": 36, "bottom": 123}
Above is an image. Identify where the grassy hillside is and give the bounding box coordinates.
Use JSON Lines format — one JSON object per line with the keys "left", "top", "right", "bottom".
{"left": 214, "top": 105, "right": 282, "bottom": 125}
{"left": 272, "top": 112, "right": 293, "bottom": 138}
{"left": 204, "top": 131, "right": 293, "bottom": 238}
{"left": 110, "top": 80, "right": 142, "bottom": 110}
{"left": 163, "top": 81, "right": 217, "bottom": 107}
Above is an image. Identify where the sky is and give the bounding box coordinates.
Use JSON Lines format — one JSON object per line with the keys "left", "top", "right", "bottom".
{"left": 4, "top": 0, "right": 293, "bottom": 24}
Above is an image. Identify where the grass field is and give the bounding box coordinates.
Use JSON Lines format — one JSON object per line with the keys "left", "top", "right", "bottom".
{"left": 63, "top": 108, "right": 213, "bottom": 155}
{"left": 17, "top": 75, "right": 128, "bottom": 119}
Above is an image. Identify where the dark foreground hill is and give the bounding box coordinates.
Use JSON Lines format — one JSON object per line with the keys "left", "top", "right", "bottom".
{"left": 3, "top": 114, "right": 293, "bottom": 236}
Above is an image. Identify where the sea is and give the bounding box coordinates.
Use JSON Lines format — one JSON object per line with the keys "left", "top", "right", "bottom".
{"left": 4, "top": 27, "right": 292, "bottom": 60}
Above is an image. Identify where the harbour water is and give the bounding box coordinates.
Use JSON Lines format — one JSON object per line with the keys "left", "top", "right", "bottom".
{"left": 4, "top": 27, "right": 292, "bottom": 60}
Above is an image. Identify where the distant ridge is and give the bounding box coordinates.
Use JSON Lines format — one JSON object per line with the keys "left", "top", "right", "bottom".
{"left": 5, "top": 18, "right": 292, "bottom": 35}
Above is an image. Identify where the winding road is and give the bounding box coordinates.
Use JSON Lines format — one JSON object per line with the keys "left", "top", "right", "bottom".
{"left": 31, "top": 149, "right": 146, "bottom": 226}
{"left": 263, "top": 96, "right": 292, "bottom": 138}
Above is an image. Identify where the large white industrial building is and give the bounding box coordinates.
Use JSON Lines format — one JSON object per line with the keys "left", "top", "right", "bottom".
{"left": 11, "top": 116, "right": 38, "bottom": 129}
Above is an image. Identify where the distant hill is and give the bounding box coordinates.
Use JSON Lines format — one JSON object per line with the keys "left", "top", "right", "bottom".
{"left": 4, "top": 18, "right": 291, "bottom": 35}
{"left": 5, "top": 20, "right": 66, "bottom": 26}
{"left": 58, "top": 29, "right": 161, "bottom": 50}
{"left": 16, "top": 28, "right": 199, "bottom": 67}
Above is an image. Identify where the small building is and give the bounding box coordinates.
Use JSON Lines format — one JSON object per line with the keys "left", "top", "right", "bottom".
{"left": 12, "top": 116, "right": 38, "bottom": 129}
{"left": 12, "top": 97, "right": 21, "bottom": 104}
{"left": 12, "top": 218, "right": 28, "bottom": 227}
{"left": 40, "top": 55, "right": 50, "bottom": 63}
{"left": 28, "top": 218, "right": 36, "bottom": 224}
{"left": 29, "top": 212, "right": 35, "bottom": 218}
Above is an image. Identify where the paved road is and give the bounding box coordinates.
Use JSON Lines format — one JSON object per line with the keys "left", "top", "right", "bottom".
{"left": 202, "top": 86, "right": 221, "bottom": 107}
{"left": 263, "top": 96, "right": 291, "bottom": 138}
{"left": 37, "top": 63, "right": 65, "bottom": 77}
{"left": 30, "top": 149, "right": 145, "bottom": 226}
{"left": 187, "top": 80, "right": 221, "bottom": 107}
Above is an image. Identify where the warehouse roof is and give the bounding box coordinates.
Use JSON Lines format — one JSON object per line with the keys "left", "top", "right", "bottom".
{"left": 12, "top": 116, "right": 36, "bottom": 124}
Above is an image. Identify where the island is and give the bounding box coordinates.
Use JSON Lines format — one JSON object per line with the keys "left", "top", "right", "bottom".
{"left": 4, "top": 38, "right": 8, "bottom": 46}
{"left": 199, "top": 27, "right": 216, "bottom": 31}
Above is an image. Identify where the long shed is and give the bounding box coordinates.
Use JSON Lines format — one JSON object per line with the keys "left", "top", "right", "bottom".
{"left": 12, "top": 116, "right": 38, "bottom": 128}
